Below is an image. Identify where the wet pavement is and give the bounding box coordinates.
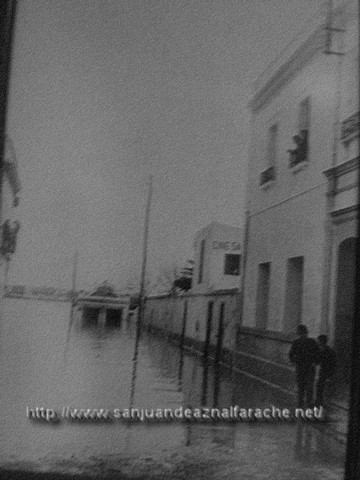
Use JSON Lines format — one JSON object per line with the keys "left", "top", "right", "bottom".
{"left": 0, "top": 299, "right": 346, "bottom": 479}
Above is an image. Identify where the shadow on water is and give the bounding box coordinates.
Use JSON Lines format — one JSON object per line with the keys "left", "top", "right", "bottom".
{"left": 62, "top": 304, "right": 124, "bottom": 370}
{"left": 123, "top": 314, "right": 142, "bottom": 455}
{"left": 128, "top": 322, "right": 141, "bottom": 409}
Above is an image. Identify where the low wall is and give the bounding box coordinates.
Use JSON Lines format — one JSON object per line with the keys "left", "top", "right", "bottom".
{"left": 143, "top": 290, "right": 241, "bottom": 364}
{"left": 234, "top": 326, "right": 296, "bottom": 393}
{"left": 144, "top": 293, "right": 296, "bottom": 393}
{"left": 143, "top": 295, "right": 347, "bottom": 442}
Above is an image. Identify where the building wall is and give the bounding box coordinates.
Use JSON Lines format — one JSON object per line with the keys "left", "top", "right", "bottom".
{"left": 238, "top": 0, "right": 358, "bottom": 396}
{"left": 248, "top": 55, "right": 337, "bottom": 213}
{"left": 244, "top": 187, "right": 327, "bottom": 334}
{"left": 243, "top": 12, "right": 344, "bottom": 336}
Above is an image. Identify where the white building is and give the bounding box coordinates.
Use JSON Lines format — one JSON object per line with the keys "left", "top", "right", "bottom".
{"left": 143, "top": 222, "right": 243, "bottom": 362}
{"left": 192, "top": 222, "right": 242, "bottom": 294}
{"left": 241, "top": 0, "right": 358, "bottom": 381}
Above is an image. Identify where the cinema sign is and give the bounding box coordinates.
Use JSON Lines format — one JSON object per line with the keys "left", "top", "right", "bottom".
{"left": 212, "top": 241, "right": 241, "bottom": 251}
{"left": 341, "top": 112, "right": 359, "bottom": 143}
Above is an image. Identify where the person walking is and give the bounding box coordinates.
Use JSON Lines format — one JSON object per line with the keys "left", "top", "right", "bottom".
{"left": 289, "top": 324, "right": 319, "bottom": 408}
{"left": 315, "top": 335, "right": 336, "bottom": 407}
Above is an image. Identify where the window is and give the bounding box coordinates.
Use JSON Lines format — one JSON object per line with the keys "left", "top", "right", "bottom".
{"left": 224, "top": 254, "right": 241, "bottom": 276}
{"left": 288, "top": 98, "right": 310, "bottom": 169}
{"left": 198, "top": 239, "right": 205, "bottom": 284}
{"left": 260, "top": 123, "right": 277, "bottom": 186}
{"left": 255, "top": 262, "right": 271, "bottom": 329}
{"left": 283, "top": 256, "right": 304, "bottom": 333}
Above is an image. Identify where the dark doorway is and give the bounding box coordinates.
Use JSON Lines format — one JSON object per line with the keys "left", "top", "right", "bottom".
{"left": 178, "top": 301, "right": 188, "bottom": 390}
{"left": 334, "top": 237, "right": 356, "bottom": 383}
{"left": 283, "top": 256, "right": 304, "bottom": 333}
{"left": 204, "top": 301, "right": 213, "bottom": 360}
{"left": 215, "top": 302, "right": 225, "bottom": 365}
{"left": 82, "top": 307, "right": 100, "bottom": 327}
{"left": 255, "top": 262, "right": 271, "bottom": 329}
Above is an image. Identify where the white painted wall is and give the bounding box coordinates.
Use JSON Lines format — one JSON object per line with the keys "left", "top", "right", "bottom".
{"left": 243, "top": 6, "right": 356, "bottom": 336}
{"left": 192, "top": 222, "right": 242, "bottom": 294}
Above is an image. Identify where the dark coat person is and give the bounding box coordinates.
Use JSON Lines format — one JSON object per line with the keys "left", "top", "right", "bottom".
{"left": 315, "top": 335, "right": 336, "bottom": 406}
{"left": 289, "top": 324, "right": 319, "bottom": 408}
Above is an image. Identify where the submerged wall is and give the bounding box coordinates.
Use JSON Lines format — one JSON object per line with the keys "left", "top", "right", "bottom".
{"left": 143, "top": 290, "right": 241, "bottom": 365}
{"left": 143, "top": 291, "right": 296, "bottom": 394}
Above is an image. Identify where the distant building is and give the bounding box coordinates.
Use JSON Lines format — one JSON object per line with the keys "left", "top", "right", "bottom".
{"left": 143, "top": 222, "right": 243, "bottom": 362}
{"left": 242, "top": 0, "right": 358, "bottom": 381}
{"left": 192, "top": 222, "right": 242, "bottom": 294}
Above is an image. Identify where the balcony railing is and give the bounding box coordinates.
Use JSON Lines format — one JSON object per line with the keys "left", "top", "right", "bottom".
{"left": 288, "top": 129, "right": 308, "bottom": 169}
{"left": 259, "top": 166, "right": 276, "bottom": 186}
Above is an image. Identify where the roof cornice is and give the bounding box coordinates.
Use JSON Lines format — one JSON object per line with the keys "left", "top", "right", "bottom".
{"left": 323, "top": 156, "right": 359, "bottom": 179}
{"left": 250, "top": 1, "right": 354, "bottom": 114}
{"left": 250, "top": 28, "right": 325, "bottom": 114}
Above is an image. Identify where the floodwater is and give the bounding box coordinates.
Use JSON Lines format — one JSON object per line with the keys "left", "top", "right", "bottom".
{"left": 0, "top": 299, "right": 346, "bottom": 479}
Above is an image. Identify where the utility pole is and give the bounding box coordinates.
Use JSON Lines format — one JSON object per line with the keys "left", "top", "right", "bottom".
{"left": 128, "top": 176, "right": 153, "bottom": 410}
{"left": 71, "top": 250, "right": 79, "bottom": 304}
{"left": 136, "top": 175, "right": 153, "bottom": 340}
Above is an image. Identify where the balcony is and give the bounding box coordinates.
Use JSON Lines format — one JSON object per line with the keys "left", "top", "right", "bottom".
{"left": 259, "top": 166, "right": 276, "bottom": 187}
{"left": 288, "top": 129, "right": 308, "bottom": 171}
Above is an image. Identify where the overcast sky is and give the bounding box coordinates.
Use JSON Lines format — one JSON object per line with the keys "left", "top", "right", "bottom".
{"left": 6, "top": 0, "right": 324, "bottom": 290}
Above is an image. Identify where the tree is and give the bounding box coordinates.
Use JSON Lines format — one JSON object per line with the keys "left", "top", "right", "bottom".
{"left": 172, "top": 259, "right": 194, "bottom": 293}
{"left": 156, "top": 264, "right": 179, "bottom": 295}
{"left": 173, "top": 276, "right": 192, "bottom": 291}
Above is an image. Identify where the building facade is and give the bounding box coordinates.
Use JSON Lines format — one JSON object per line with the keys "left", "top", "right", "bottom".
{"left": 241, "top": 0, "right": 358, "bottom": 380}
{"left": 192, "top": 221, "right": 242, "bottom": 294}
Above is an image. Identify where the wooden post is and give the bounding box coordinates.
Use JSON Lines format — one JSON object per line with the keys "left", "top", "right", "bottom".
{"left": 71, "top": 250, "right": 79, "bottom": 304}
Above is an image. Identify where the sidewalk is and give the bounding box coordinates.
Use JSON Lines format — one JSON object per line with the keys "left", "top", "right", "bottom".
{"left": 325, "top": 384, "right": 350, "bottom": 443}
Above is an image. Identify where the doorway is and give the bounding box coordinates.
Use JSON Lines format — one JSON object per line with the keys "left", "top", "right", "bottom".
{"left": 203, "top": 301, "right": 213, "bottom": 360}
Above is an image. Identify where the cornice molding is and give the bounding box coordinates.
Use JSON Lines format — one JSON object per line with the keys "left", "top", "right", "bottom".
{"left": 250, "top": 28, "right": 325, "bottom": 114}
{"left": 330, "top": 204, "right": 358, "bottom": 224}
{"left": 323, "top": 157, "right": 359, "bottom": 179}
{"left": 250, "top": 0, "right": 354, "bottom": 114}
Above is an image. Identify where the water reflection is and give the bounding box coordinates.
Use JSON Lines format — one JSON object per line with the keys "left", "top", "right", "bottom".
{"left": 129, "top": 314, "right": 141, "bottom": 409}
{"left": 0, "top": 298, "right": 345, "bottom": 476}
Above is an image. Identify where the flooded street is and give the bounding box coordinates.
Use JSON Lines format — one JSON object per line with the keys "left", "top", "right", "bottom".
{"left": 0, "top": 299, "right": 345, "bottom": 479}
